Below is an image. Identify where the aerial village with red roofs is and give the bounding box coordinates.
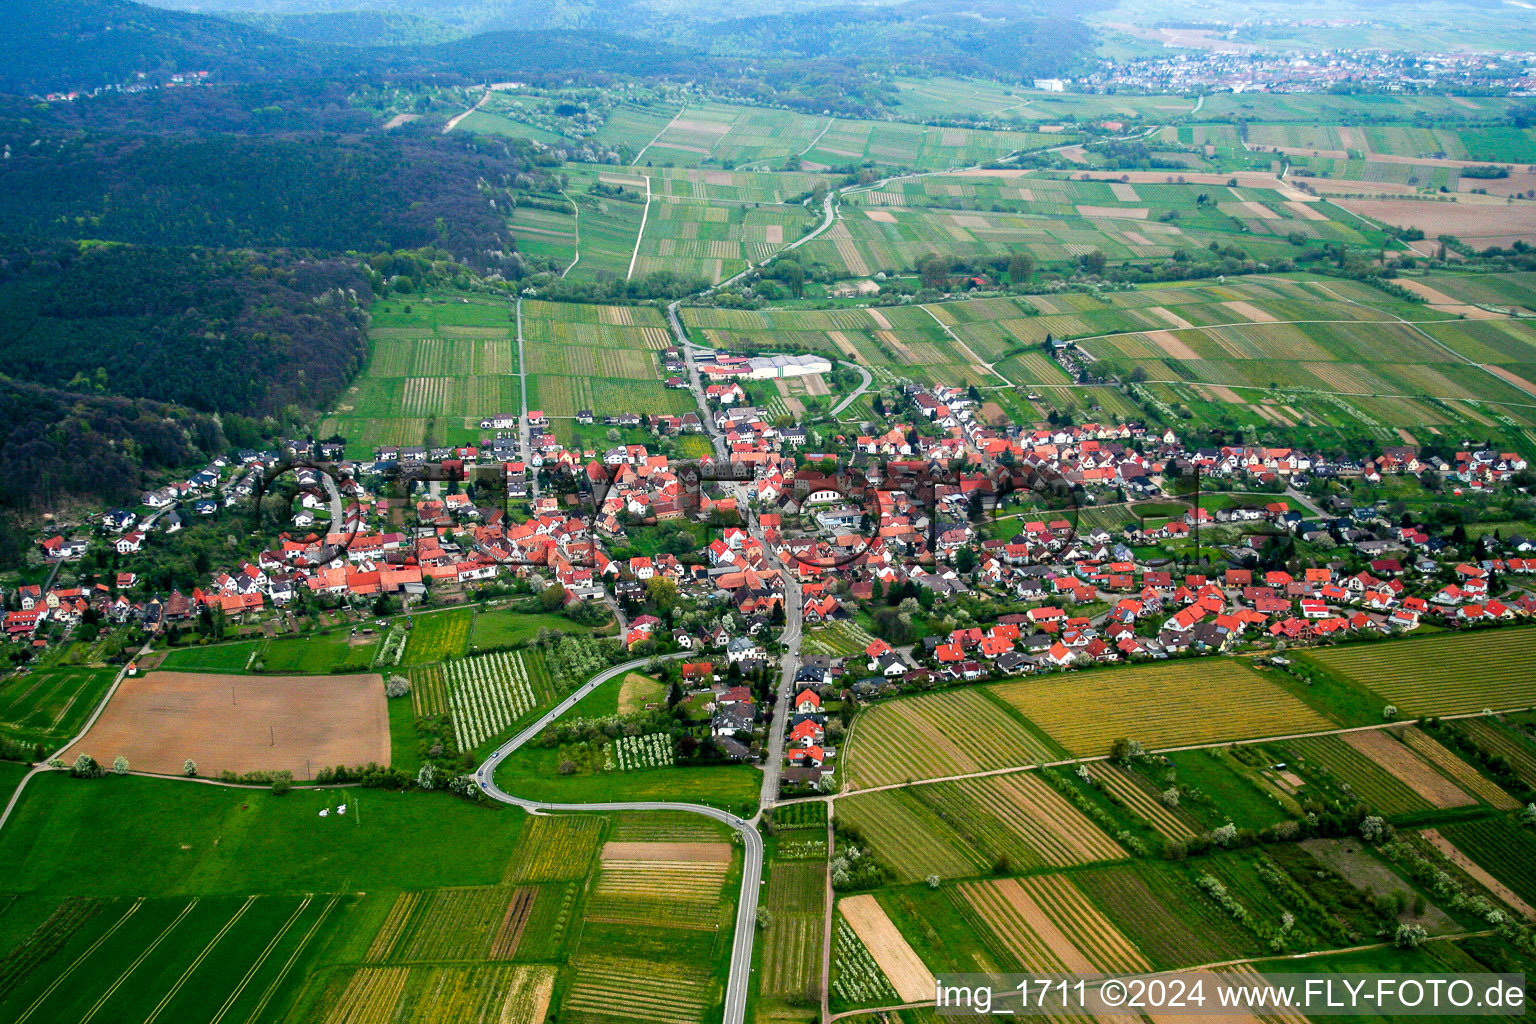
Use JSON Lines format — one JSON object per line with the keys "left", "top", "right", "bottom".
{"left": 14, "top": 342, "right": 1536, "bottom": 796}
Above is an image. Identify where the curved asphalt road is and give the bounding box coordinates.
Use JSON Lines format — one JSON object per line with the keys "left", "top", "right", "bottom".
{"left": 475, "top": 652, "right": 764, "bottom": 1024}
{"left": 828, "top": 361, "right": 873, "bottom": 418}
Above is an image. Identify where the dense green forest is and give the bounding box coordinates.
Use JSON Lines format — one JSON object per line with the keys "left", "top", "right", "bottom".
{"left": 3, "top": 0, "right": 361, "bottom": 94}
{"left": 0, "top": 376, "right": 226, "bottom": 511}
{"left": 0, "top": 241, "right": 371, "bottom": 420}
{"left": 0, "top": 125, "right": 560, "bottom": 270}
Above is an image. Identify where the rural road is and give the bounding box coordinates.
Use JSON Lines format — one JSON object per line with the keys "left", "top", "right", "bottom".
{"left": 829, "top": 361, "right": 873, "bottom": 417}
{"left": 474, "top": 652, "right": 763, "bottom": 1024}
{"left": 515, "top": 298, "right": 539, "bottom": 501}
{"left": 442, "top": 87, "right": 491, "bottom": 133}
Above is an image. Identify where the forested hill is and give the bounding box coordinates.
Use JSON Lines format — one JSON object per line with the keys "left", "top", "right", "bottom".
{"left": 0, "top": 123, "right": 557, "bottom": 271}
{"left": 0, "top": 241, "right": 371, "bottom": 422}
{"left": 4, "top": 0, "right": 1099, "bottom": 109}
{"left": 0, "top": 377, "right": 227, "bottom": 514}
{"left": 0, "top": 0, "right": 353, "bottom": 95}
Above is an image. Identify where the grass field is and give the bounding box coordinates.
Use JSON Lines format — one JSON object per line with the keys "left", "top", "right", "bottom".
{"left": 159, "top": 641, "right": 264, "bottom": 673}
{"left": 0, "top": 667, "right": 117, "bottom": 749}
{"left": 161, "top": 633, "right": 379, "bottom": 675}
{"left": 1302, "top": 628, "right": 1536, "bottom": 717}
{"left": 988, "top": 658, "right": 1334, "bottom": 758}
{"left": 469, "top": 609, "right": 593, "bottom": 650}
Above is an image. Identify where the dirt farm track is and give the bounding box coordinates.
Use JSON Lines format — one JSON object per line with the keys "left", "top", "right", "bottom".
{"left": 64, "top": 671, "right": 390, "bottom": 779}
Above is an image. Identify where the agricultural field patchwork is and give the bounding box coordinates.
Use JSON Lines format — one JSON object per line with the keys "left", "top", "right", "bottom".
{"left": 811, "top": 175, "right": 1364, "bottom": 275}
{"left": 758, "top": 859, "right": 824, "bottom": 1004}
{"left": 835, "top": 773, "right": 1123, "bottom": 882}
{"left": 1430, "top": 818, "right": 1536, "bottom": 912}
{"left": 629, "top": 196, "right": 815, "bottom": 284}
{"left": 953, "top": 874, "right": 1149, "bottom": 974}
{"left": 521, "top": 299, "right": 695, "bottom": 419}
{"left": 836, "top": 895, "right": 933, "bottom": 1003}
{"left": 683, "top": 303, "right": 1000, "bottom": 388}
{"left": 1069, "top": 276, "right": 1536, "bottom": 443}
{"left": 843, "top": 687, "right": 1062, "bottom": 789}
{"left": 321, "top": 295, "right": 520, "bottom": 455}
{"left": 604, "top": 99, "right": 1069, "bottom": 171}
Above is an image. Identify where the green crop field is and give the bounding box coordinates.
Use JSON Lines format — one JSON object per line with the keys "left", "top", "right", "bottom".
{"left": 521, "top": 299, "right": 696, "bottom": 419}
{"left": 400, "top": 608, "right": 474, "bottom": 667}
{"left": 320, "top": 293, "right": 519, "bottom": 455}
{"left": 0, "top": 892, "right": 352, "bottom": 1024}
{"left": 758, "top": 859, "right": 824, "bottom": 1003}
{"left": 1302, "top": 628, "right": 1536, "bottom": 717}
{"left": 1434, "top": 817, "right": 1536, "bottom": 908}
{"left": 989, "top": 658, "right": 1335, "bottom": 757}
{"left": 0, "top": 667, "right": 116, "bottom": 750}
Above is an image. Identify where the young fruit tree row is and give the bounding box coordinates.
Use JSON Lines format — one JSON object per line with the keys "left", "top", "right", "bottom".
{"left": 448, "top": 651, "right": 538, "bottom": 750}
{"left": 605, "top": 733, "right": 674, "bottom": 772}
